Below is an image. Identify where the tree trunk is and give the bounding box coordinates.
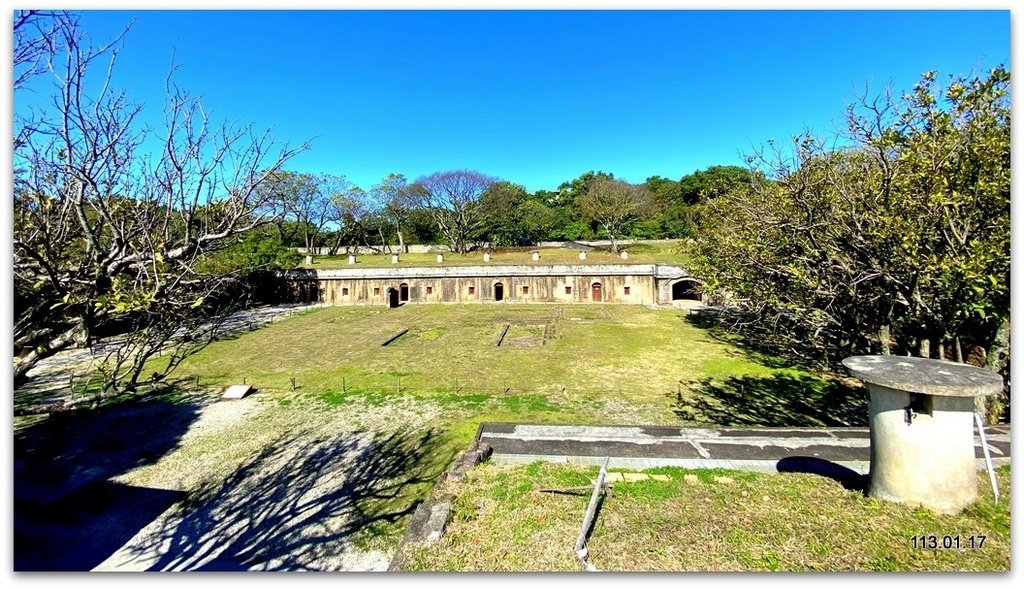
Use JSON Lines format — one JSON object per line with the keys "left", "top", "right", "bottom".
{"left": 979, "top": 317, "right": 1010, "bottom": 423}
{"left": 878, "top": 323, "right": 891, "bottom": 355}
{"left": 918, "top": 337, "right": 930, "bottom": 358}
{"left": 986, "top": 317, "right": 1010, "bottom": 371}
{"left": 397, "top": 227, "right": 406, "bottom": 254}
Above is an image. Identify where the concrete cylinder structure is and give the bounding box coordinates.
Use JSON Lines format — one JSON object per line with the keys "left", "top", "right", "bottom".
{"left": 391, "top": 254, "right": 399, "bottom": 264}
{"left": 579, "top": 251, "right": 587, "bottom": 260}
{"left": 620, "top": 251, "right": 629, "bottom": 259}
{"left": 531, "top": 251, "right": 540, "bottom": 261}
{"left": 305, "top": 255, "right": 314, "bottom": 265}
{"left": 436, "top": 253, "right": 444, "bottom": 263}
{"left": 483, "top": 252, "right": 491, "bottom": 262}
{"left": 348, "top": 254, "right": 356, "bottom": 265}
{"left": 843, "top": 355, "right": 1002, "bottom": 514}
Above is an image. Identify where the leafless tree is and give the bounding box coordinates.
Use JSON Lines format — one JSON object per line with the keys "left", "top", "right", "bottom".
{"left": 410, "top": 170, "right": 497, "bottom": 254}
{"left": 13, "top": 13, "right": 307, "bottom": 402}
{"left": 577, "top": 177, "right": 654, "bottom": 252}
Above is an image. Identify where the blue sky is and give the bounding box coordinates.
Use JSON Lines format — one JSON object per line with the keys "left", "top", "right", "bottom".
{"left": 20, "top": 9, "right": 1011, "bottom": 193}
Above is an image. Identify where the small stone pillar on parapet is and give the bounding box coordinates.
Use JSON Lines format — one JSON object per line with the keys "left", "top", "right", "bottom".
{"left": 391, "top": 254, "right": 400, "bottom": 264}
{"left": 348, "top": 254, "right": 356, "bottom": 265}
{"left": 842, "top": 355, "right": 1002, "bottom": 514}
{"left": 579, "top": 251, "right": 587, "bottom": 260}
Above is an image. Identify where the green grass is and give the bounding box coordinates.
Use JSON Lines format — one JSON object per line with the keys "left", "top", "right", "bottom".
{"left": 157, "top": 304, "right": 812, "bottom": 444}
{"left": 117, "top": 302, "right": 852, "bottom": 560}
{"left": 300, "top": 242, "right": 691, "bottom": 269}
{"left": 404, "top": 462, "right": 1011, "bottom": 572}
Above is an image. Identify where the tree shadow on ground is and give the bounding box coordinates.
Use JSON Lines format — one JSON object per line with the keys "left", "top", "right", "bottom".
{"left": 673, "top": 373, "right": 867, "bottom": 427}
{"left": 682, "top": 311, "right": 822, "bottom": 370}
{"left": 14, "top": 397, "right": 203, "bottom": 570}
{"left": 111, "top": 428, "right": 446, "bottom": 571}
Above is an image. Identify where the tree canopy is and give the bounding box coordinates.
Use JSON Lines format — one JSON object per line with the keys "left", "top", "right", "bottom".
{"left": 688, "top": 68, "right": 1010, "bottom": 383}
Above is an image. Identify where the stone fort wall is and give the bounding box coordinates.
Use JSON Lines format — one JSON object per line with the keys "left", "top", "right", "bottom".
{"left": 277, "top": 264, "right": 700, "bottom": 306}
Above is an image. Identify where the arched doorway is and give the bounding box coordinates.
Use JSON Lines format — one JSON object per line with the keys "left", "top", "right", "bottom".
{"left": 399, "top": 282, "right": 409, "bottom": 303}
{"left": 591, "top": 282, "right": 603, "bottom": 302}
{"left": 671, "top": 279, "right": 702, "bottom": 302}
{"left": 387, "top": 288, "right": 400, "bottom": 308}
{"left": 494, "top": 282, "right": 504, "bottom": 302}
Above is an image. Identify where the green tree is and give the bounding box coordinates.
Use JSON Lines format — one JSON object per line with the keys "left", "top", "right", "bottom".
{"left": 477, "top": 181, "right": 529, "bottom": 245}
{"left": 678, "top": 165, "right": 754, "bottom": 205}
{"left": 690, "top": 68, "right": 1010, "bottom": 382}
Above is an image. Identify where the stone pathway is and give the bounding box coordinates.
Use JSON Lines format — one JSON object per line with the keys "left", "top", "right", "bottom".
{"left": 479, "top": 423, "right": 1011, "bottom": 475}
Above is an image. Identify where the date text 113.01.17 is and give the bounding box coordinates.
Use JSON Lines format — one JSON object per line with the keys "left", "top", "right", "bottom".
{"left": 910, "top": 535, "right": 986, "bottom": 550}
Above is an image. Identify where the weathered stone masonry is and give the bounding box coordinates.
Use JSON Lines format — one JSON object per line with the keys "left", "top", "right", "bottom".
{"left": 278, "top": 264, "right": 702, "bottom": 306}
{"left": 276, "top": 264, "right": 700, "bottom": 307}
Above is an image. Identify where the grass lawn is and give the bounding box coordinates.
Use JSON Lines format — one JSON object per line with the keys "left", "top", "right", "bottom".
{"left": 160, "top": 303, "right": 847, "bottom": 445}
{"left": 300, "top": 242, "right": 691, "bottom": 269}
{"left": 17, "top": 302, "right": 871, "bottom": 567}
{"left": 404, "top": 461, "right": 1011, "bottom": 572}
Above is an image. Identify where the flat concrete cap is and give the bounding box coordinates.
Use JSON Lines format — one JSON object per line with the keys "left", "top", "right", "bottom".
{"left": 842, "top": 355, "right": 1003, "bottom": 397}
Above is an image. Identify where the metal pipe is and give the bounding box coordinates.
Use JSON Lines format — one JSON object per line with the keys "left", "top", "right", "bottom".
{"left": 974, "top": 411, "right": 1000, "bottom": 505}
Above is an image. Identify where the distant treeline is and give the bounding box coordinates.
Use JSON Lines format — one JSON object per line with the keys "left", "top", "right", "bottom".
{"left": 257, "top": 166, "right": 755, "bottom": 255}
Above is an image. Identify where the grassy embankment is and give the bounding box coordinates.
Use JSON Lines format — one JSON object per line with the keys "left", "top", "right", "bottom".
{"left": 299, "top": 242, "right": 691, "bottom": 269}
{"left": 405, "top": 461, "right": 1011, "bottom": 572}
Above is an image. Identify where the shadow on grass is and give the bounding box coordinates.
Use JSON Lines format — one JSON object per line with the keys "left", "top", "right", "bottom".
{"left": 113, "top": 428, "right": 447, "bottom": 571}
{"left": 776, "top": 457, "right": 868, "bottom": 493}
{"left": 673, "top": 373, "right": 867, "bottom": 427}
{"left": 682, "top": 311, "right": 796, "bottom": 370}
{"left": 14, "top": 397, "right": 203, "bottom": 570}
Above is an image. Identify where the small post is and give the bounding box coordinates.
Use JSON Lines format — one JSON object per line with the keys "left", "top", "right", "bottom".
{"left": 348, "top": 254, "right": 356, "bottom": 265}
{"left": 436, "top": 253, "right": 444, "bottom": 263}
{"left": 391, "top": 254, "right": 400, "bottom": 264}
{"left": 677, "top": 382, "right": 682, "bottom": 401}
{"left": 397, "top": 376, "right": 401, "bottom": 394}
{"left": 579, "top": 251, "right": 587, "bottom": 260}
{"left": 342, "top": 377, "right": 346, "bottom": 393}
{"left": 620, "top": 250, "right": 628, "bottom": 260}
{"left": 290, "top": 377, "right": 296, "bottom": 391}
{"left": 243, "top": 377, "right": 247, "bottom": 385}
{"left": 483, "top": 251, "right": 491, "bottom": 263}
{"left": 532, "top": 251, "right": 540, "bottom": 261}
{"left": 455, "top": 377, "right": 460, "bottom": 394}
{"left": 195, "top": 375, "right": 200, "bottom": 389}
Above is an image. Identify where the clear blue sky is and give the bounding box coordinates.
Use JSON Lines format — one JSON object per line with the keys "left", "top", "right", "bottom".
{"left": 30, "top": 9, "right": 1010, "bottom": 193}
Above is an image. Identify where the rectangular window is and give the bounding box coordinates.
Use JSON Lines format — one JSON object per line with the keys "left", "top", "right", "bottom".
{"left": 426, "top": 286, "right": 433, "bottom": 295}
{"left": 624, "top": 286, "right": 631, "bottom": 295}
{"left": 373, "top": 287, "right": 380, "bottom": 296}
{"left": 565, "top": 286, "right": 572, "bottom": 294}
{"left": 522, "top": 285, "right": 529, "bottom": 294}
{"left": 342, "top": 287, "right": 349, "bottom": 296}
{"left": 469, "top": 286, "right": 475, "bottom": 295}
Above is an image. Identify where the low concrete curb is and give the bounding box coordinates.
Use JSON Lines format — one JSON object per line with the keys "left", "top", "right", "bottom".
{"left": 387, "top": 428, "right": 493, "bottom": 571}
